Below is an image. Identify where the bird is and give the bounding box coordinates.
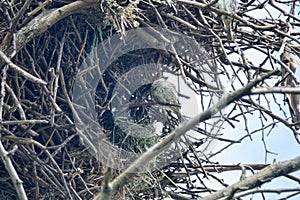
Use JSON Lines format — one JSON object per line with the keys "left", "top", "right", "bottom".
{"left": 217, "top": 0, "right": 239, "bottom": 40}
{"left": 151, "top": 78, "right": 182, "bottom": 122}
{"left": 281, "top": 47, "right": 300, "bottom": 129}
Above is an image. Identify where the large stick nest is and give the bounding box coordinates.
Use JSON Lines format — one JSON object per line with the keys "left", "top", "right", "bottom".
{"left": 0, "top": 0, "right": 298, "bottom": 199}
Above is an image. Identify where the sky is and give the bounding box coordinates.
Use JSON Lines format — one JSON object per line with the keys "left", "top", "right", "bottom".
{"left": 163, "top": 2, "right": 300, "bottom": 197}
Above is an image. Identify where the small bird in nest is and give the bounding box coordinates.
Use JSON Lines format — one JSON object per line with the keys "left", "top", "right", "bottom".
{"left": 151, "top": 78, "right": 183, "bottom": 122}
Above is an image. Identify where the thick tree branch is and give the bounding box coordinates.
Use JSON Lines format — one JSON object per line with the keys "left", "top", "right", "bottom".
{"left": 251, "top": 87, "right": 300, "bottom": 95}
{"left": 202, "top": 155, "right": 300, "bottom": 200}
{"left": 0, "top": 0, "right": 98, "bottom": 67}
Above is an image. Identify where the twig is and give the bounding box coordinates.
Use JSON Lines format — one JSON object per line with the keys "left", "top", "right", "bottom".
{"left": 0, "top": 63, "right": 28, "bottom": 199}
{"left": 27, "top": 0, "right": 52, "bottom": 17}
{"left": 11, "top": 0, "right": 33, "bottom": 32}
{"left": 0, "top": 141, "right": 28, "bottom": 199}
{"left": 0, "top": 50, "right": 47, "bottom": 85}
{"left": 0, "top": 119, "right": 48, "bottom": 125}
{"left": 175, "top": 0, "right": 276, "bottom": 30}
{"left": 4, "top": 83, "right": 26, "bottom": 120}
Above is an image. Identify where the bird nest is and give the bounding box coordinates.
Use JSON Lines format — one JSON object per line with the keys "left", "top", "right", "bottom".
{"left": 1, "top": 0, "right": 292, "bottom": 199}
